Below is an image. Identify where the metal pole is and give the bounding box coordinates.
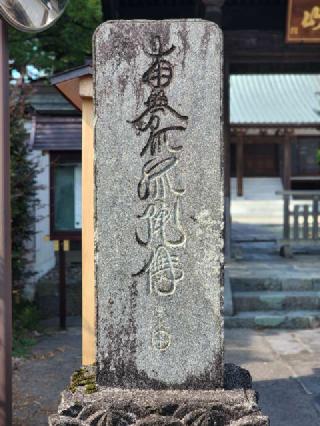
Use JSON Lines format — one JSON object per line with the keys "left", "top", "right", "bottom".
{"left": 0, "top": 18, "right": 12, "bottom": 426}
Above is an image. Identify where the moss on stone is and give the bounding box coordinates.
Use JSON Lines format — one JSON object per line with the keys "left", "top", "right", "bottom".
{"left": 69, "top": 367, "right": 97, "bottom": 394}
{"left": 85, "top": 383, "right": 98, "bottom": 394}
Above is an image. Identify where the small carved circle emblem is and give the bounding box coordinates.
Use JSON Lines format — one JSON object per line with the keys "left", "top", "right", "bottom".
{"left": 152, "top": 330, "right": 171, "bottom": 351}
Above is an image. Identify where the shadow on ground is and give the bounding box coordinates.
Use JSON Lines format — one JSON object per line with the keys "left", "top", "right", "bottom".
{"left": 226, "top": 328, "right": 320, "bottom": 426}
{"left": 254, "top": 374, "right": 320, "bottom": 426}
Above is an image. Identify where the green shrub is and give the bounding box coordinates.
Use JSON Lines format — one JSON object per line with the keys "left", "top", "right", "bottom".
{"left": 13, "top": 298, "right": 40, "bottom": 332}
{"left": 10, "top": 83, "right": 41, "bottom": 293}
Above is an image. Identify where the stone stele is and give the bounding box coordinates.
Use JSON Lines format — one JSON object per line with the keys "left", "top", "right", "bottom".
{"left": 49, "top": 20, "right": 270, "bottom": 426}
{"left": 94, "top": 19, "right": 224, "bottom": 389}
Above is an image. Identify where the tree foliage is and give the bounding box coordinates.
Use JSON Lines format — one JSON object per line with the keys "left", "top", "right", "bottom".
{"left": 8, "top": 0, "right": 102, "bottom": 75}
{"left": 10, "top": 84, "right": 40, "bottom": 291}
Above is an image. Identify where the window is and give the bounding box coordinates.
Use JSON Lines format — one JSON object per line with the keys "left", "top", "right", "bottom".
{"left": 54, "top": 164, "right": 82, "bottom": 230}
{"left": 50, "top": 151, "right": 81, "bottom": 239}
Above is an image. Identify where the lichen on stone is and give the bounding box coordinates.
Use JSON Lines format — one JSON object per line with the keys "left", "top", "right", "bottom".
{"left": 69, "top": 367, "right": 97, "bottom": 394}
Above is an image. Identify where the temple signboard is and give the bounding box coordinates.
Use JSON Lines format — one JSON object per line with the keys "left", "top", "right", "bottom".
{"left": 287, "top": 0, "right": 320, "bottom": 42}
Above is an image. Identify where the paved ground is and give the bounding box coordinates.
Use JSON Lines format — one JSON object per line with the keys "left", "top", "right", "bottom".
{"left": 229, "top": 186, "right": 320, "bottom": 421}
{"left": 12, "top": 318, "right": 320, "bottom": 425}
{"left": 225, "top": 328, "right": 320, "bottom": 426}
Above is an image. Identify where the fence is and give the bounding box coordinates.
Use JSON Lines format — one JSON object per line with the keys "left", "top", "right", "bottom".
{"left": 276, "top": 190, "right": 320, "bottom": 256}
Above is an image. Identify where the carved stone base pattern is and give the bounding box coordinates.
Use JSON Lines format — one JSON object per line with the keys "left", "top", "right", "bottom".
{"left": 49, "top": 387, "right": 269, "bottom": 426}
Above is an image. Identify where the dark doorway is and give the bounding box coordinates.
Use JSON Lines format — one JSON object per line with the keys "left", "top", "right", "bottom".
{"left": 244, "top": 143, "right": 279, "bottom": 177}
{"left": 230, "top": 142, "right": 279, "bottom": 177}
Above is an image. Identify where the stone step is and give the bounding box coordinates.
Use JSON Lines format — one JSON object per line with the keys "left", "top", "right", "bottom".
{"left": 234, "top": 291, "right": 320, "bottom": 312}
{"left": 225, "top": 310, "right": 320, "bottom": 329}
{"left": 230, "top": 276, "right": 320, "bottom": 292}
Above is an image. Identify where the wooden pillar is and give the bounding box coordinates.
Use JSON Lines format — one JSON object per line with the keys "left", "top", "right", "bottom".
{"left": 236, "top": 136, "right": 244, "bottom": 196}
{"left": 0, "top": 19, "right": 11, "bottom": 426}
{"left": 223, "top": 53, "right": 231, "bottom": 260}
{"left": 80, "top": 76, "right": 95, "bottom": 366}
{"left": 283, "top": 194, "right": 290, "bottom": 240}
{"left": 312, "top": 196, "right": 319, "bottom": 240}
{"left": 58, "top": 240, "right": 66, "bottom": 329}
{"left": 283, "top": 132, "right": 292, "bottom": 190}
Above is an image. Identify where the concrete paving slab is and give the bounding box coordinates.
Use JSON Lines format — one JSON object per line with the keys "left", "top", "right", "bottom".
{"left": 264, "top": 332, "right": 307, "bottom": 356}
{"left": 294, "top": 329, "right": 320, "bottom": 353}
{"left": 225, "top": 328, "right": 320, "bottom": 425}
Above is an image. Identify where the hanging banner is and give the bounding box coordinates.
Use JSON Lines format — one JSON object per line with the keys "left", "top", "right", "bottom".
{"left": 287, "top": 0, "right": 320, "bottom": 43}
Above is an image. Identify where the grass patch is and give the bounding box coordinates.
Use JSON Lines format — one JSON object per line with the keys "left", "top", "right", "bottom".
{"left": 13, "top": 336, "right": 36, "bottom": 358}
{"left": 13, "top": 299, "right": 41, "bottom": 358}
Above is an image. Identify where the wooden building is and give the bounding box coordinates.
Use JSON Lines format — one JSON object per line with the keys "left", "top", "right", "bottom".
{"left": 27, "top": 81, "right": 82, "bottom": 290}
{"left": 32, "top": 0, "right": 320, "bottom": 261}
{"left": 98, "top": 0, "right": 320, "bottom": 256}
{"left": 43, "top": 0, "right": 320, "bottom": 259}
{"left": 230, "top": 74, "right": 320, "bottom": 196}
{"left": 30, "top": 81, "right": 82, "bottom": 242}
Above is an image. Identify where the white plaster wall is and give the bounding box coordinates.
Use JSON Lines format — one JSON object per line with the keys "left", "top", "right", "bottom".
{"left": 23, "top": 150, "right": 55, "bottom": 300}
{"left": 33, "top": 151, "right": 55, "bottom": 280}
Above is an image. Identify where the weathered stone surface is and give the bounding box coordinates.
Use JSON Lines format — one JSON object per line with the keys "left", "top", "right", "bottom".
{"left": 94, "top": 20, "right": 224, "bottom": 388}
{"left": 223, "top": 364, "right": 252, "bottom": 390}
{"left": 49, "top": 386, "right": 269, "bottom": 426}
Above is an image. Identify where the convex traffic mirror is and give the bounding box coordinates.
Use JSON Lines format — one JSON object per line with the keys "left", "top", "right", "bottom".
{"left": 0, "top": 0, "right": 68, "bottom": 32}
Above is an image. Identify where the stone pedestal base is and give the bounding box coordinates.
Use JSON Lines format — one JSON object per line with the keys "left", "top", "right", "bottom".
{"left": 49, "top": 365, "right": 269, "bottom": 425}
{"left": 49, "top": 387, "right": 269, "bottom": 426}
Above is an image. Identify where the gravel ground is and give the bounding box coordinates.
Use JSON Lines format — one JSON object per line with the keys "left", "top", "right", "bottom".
{"left": 12, "top": 319, "right": 320, "bottom": 425}
{"left": 13, "top": 318, "right": 81, "bottom": 426}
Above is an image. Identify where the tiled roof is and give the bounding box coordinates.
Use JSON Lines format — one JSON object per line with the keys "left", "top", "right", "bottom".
{"left": 230, "top": 74, "right": 320, "bottom": 125}
{"left": 29, "top": 83, "right": 78, "bottom": 115}
{"left": 32, "top": 74, "right": 320, "bottom": 152}
{"left": 32, "top": 116, "right": 81, "bottom": 151}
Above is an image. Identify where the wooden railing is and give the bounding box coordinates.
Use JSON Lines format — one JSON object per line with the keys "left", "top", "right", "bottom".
{"left": 276, "top": 190, "right": 320, "bottom": 256}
